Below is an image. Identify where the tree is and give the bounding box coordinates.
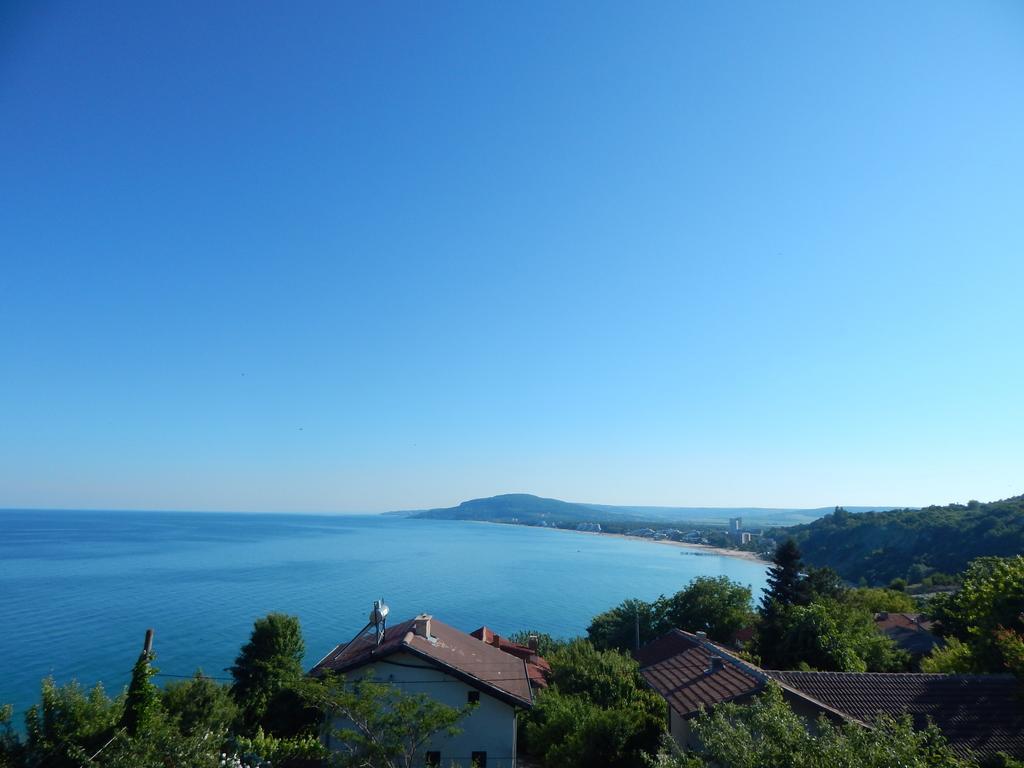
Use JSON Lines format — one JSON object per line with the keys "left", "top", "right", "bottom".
{"left": 0, "top": 704, "right": 23, "bottom": 768}
{"left": 300, "top": 674, "right": 472, "bottom": 768}
{"left": 755, "top": 540, "right": 810, "bottom": 666}
{"left": 230, "top": 613, "right": 306, "bottom": 733}
{"left": 23, "top": 678, "right": 124, "bottom": 768}
{"left": 927, "top": 556, "right": 1024, "bottom": 674}
{"left": 123, "top": 645, "right": 160, "bottom": 737}
{"left": 761, "top": 539, "right": 809, "bottom": 611}
{"left": 649, "top": 682, "right": 968, "bottom": 768}
{"left": 523, "top": 640, "right": 665, "bottom": 768}
{"left": 507, "top": 630, "right": 564, "bottom": 656}
{"left": 659, "top": 576, "right": 755, "bottom": 643}
{"left": 842, "top": 587, "right": 916, "bottom": 614}
{"left": 587, "top": 598, "right": 662, "bottom": 652}
{"left": 775, "top": 600, "right": 908, "bottom": 672}
{"left": 161, "top": 671, "right": 239, "bottom": 736}
{"left": 804, "top": 566, "right": 846, "bottom": 601}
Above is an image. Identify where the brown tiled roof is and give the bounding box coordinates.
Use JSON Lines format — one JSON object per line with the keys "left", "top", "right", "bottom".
{"left": 470, "top": 626, "right": 551, "bottom": 688}
{"left": 873, "top": 613, "right": 942, "bottom": 656}
{"left": 310, "top": 616, "right": 533, "bottom": 708}
{"left": 637, "top": 629, "right": 1024, "bottom": 761}
{"left": 766, "top": 671, "right": 1024, "bottom": 760}
{"left": 635, "top": 630, "right": 767, "bottom": 717}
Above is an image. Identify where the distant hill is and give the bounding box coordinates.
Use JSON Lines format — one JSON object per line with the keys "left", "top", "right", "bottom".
{"left": 782, "top": 494, "right": 1024, "bottom": 585}
{"left": 394, "top": 493, "right": 894, "bottom": 528}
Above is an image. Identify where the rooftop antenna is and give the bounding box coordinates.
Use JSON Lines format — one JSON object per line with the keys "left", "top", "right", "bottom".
{"left": 370, "top": 598, "right": 389, "bottom": 646}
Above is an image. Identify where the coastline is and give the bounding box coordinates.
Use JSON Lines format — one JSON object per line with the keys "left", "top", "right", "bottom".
{"left": 464, "top": 519, "right": 766, "bottom": 563}
{"left": 572, "top": 528, "right": 766, "bottom": 562}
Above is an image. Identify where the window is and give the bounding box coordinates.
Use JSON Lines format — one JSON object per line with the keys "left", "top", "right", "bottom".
{"left": 471, "top": 751, "right": 487, "bottom": 767}
{"left": 425, "top": 751, "right": 441, "bottom": 767}
{"left": 467, "top": 690, "right": 480, "bottom": 704}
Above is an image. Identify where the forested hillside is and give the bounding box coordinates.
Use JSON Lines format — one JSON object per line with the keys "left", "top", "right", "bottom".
{"left": 783, "top": 495, "right": 1024, "bottom": 585}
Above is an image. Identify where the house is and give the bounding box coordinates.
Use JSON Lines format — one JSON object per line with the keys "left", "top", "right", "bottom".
{"left": 636, "top": 628, "right": 1024, "bottom": 762}
{"left": 874, "top": 612, "right": 943, "bottom": 658}
{"left": 311, "top": 613, "right": 537, "bottom": 768}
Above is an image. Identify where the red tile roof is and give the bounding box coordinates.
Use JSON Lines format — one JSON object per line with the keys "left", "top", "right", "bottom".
{"left": 470, "top": 626, "right": 551, "bottom": 689}
{"left": 765, "top": 671, "right": 1024, "bottom": 760}
{"left": 635, "top": 630, "right": 767, "bottom": 716}
{"left": 310, "top": 616, "right": 533, "bottom": 708}
{"left": 873, "top": 613, "right": 942, "bottom": 656}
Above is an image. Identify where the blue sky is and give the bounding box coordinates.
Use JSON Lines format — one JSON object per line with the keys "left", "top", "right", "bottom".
{"left": 2, "top": 1, "right": 1022, "bottom": 512}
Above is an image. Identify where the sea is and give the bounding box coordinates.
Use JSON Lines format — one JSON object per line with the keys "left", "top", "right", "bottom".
{"left": 0, "top": 509, "right": 767, "bottom": 721}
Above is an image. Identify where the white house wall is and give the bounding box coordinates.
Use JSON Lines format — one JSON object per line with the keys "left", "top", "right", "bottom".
{"left": 326, "top": 651, "right": 521, "bottom": 768}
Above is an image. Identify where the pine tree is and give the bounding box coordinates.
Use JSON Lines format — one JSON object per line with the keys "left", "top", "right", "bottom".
{"left": 756, "top": 539, "right": 810, "bottom": 667}
{"left": 761, "top": 538, "right": 809, "bottom": 610}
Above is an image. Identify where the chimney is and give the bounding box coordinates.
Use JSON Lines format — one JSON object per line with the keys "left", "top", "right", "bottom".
{"left": 695, "top": 630, "right": 707, "bottom": 639}
{"left": 528, "top": 634, "right": 539, "bottom": 652}
{"left": 706, "top": 655, "right": 724, "bottom": 674}
{"left": 143, "top": 628, "right": 154, "bottom": 654}
{"left": 877, "top": 612, "right": 889, "bottom": 621}
{"left": 413, "top": 614, "right": 432, "bottom": 639}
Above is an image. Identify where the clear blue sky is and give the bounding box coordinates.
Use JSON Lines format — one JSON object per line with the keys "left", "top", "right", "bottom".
{"left": 2, "top": 1, "right": 1022, "bottom": 512}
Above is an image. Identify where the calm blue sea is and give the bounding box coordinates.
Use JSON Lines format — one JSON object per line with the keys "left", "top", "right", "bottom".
{"left": 0, "top": 510, "right": 767, "bottom": 720}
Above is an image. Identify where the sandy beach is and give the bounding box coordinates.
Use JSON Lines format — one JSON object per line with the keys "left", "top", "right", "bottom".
{"left": 572, "top": 528, "right": 767, "bottom": 562}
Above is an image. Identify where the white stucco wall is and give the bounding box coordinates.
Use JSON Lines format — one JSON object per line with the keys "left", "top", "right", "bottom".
{"left": 326, "top": 651, "right": 521, "bottom": 768}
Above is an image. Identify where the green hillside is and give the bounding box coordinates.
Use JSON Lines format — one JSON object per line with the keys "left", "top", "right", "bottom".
{"left": 408, "top": 493, "right": 633, "bottom": 523}
{"left": 400, "top": 493, "right": 881, "bottom": 527}
{"left": 782, "top": 494, "right": 1024, "bottom": 585}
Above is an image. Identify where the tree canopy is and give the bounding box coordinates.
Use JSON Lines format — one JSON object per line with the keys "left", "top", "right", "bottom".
{"left": 782, "top": 495, "right": 1024, "bottom": 586}
{"left": 229, "top": 613, "right": 306, "bottom": 734}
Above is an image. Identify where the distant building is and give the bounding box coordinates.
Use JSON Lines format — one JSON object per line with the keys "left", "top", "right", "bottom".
{"left": 312, "top": 613, "right": 540, "bottom": 768}
{"left": 626, "top": 528, "right": 657, "bottom": 538}
{"left": 576, "top": 522, "right": 602, "bottom": 532}
{"left": 874, "top": 612, "right": 943, "bottom": 658}
{"left": 728, "top": 517, "right": 743, "bottom": 533}
{"left": 740, "top": 532, "right": 753, "bottom": 545}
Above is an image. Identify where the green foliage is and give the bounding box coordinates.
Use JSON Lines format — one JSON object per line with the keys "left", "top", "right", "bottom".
{"left": 507, "top": 630, "right": 565, "bottom": 656}
{"left": 588, "top": 577, "right": 756, "bottom": 652}
{"left": 161, "top": 671, "right": 239, "bottom": 736}
{"left": 761, "top": 540, "right": 810, "bottom": 610}
{"left": 659, "top": 576, "right": 755, "bottom": 644}
{"left": 803, "top": 566, "right": 846, "bottom": 601}
{"left": 92, "top": 713, "right": 223, "bottom": 768}
{"left": 0, "top": 704, "right": 23, "bottom": 768}
{"left": 524, "top": 640, "right": 665, "bottom": 768}
{"left": 842, "top": 587, "right": 917, "bottom": 614}
{"left": 230, "top": 613, "right": 306, "bottom": 734}
{"left": 920, "top": 637, "right": 974, "bottom": 673}
{"left": 773, "top": 600, "right": 908, "bottom": 672}
{"left": 654, "top": 683, "right": 967, "bottom": 768}
{"left": 755, "top": 540, "right": 809, "bottom": 665}
{"left": 300, "top": 673, "right": 471, "bottom": 768}
{"left": 588, "top": 598, "right": 663, "bottom": 652}
{"left": 928, "top": 556, "right": 1024, "bottom": 673}
{"left": 783, "top": 494, "right": 1024, "bottom": 585}
{"left": 123, "top": 649, "right": 160, "bottom": 736}
{"left": 23, "top": 678, "right": 124, "bottom": 768}
{"left": 231, "top": 726, "right": 326, "bottom": 767}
